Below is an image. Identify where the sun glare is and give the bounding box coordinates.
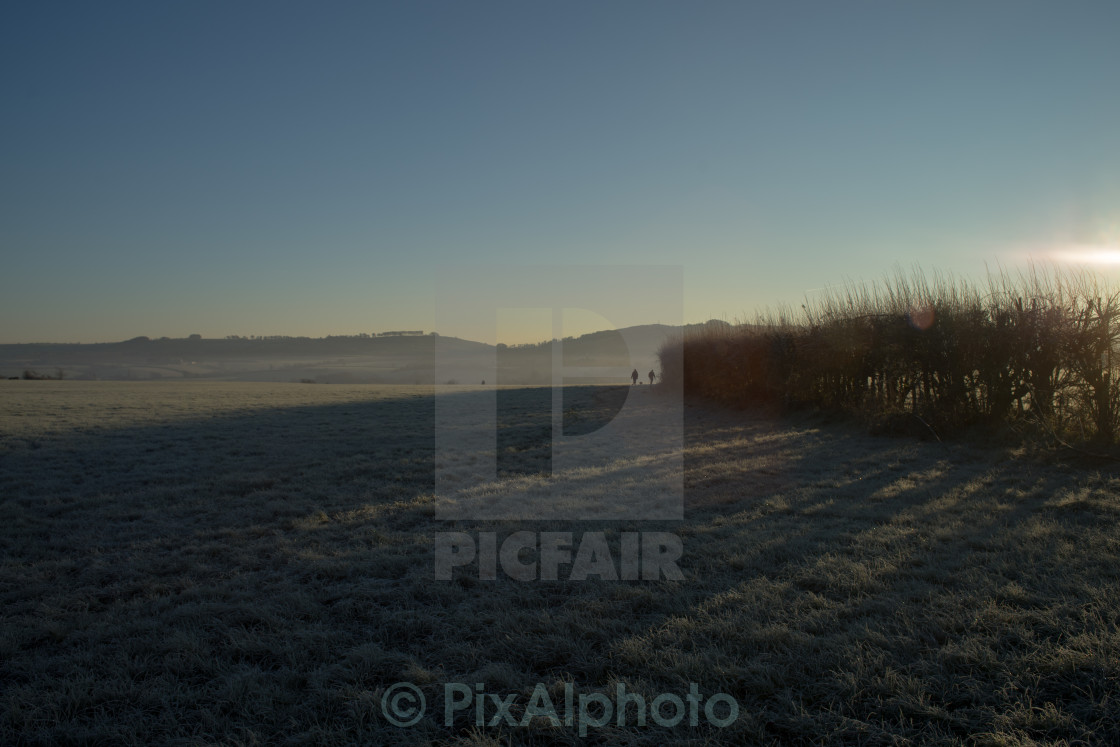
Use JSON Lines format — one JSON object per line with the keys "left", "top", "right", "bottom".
{"left": 1048, "top": 244, "right": 1120, "bottom": 266}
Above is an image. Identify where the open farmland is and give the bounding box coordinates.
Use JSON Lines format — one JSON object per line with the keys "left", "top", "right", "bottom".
{"left": 2, "top": 381, "right": 1119, "bottom": 744}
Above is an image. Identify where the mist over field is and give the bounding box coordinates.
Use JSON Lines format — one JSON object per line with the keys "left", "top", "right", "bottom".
{"left": 0, "top": 323, "right": 716, "bottom": 386}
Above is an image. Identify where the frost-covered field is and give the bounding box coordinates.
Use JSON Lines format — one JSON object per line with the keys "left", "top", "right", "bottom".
{"left": 2, "top": 381, "right": 1119, "bottom": 745}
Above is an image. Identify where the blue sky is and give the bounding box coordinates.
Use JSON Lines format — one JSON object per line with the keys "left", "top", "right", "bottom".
{"left": 3, "top": 1, "right": 1119, "bottom": 343}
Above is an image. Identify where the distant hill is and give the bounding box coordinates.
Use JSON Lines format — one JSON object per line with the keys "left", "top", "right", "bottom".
{"left": 0, "top": 322, "right": 729, "bottom": 384}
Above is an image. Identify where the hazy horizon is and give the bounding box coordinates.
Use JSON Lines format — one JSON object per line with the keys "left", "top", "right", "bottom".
{"left": 0, "top": 318, "right": 714, "bottom": 347}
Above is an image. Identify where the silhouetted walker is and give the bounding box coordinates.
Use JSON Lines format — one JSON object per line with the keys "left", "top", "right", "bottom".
{"left": 648, "top": 370, "right": 656, "bottom": 386}
{"left": 631, "top": 369, "right": 639, "bottom": 385}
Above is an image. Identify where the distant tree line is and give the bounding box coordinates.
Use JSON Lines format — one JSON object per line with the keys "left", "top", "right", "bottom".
{"left": 217, "top": 332, "right": 430, "bottom": 340}
{"left": 117, "top": 332, "right": 443, "bottom": 343}
{"left": 225, "top": 335, "right": 314, "bottom": 341}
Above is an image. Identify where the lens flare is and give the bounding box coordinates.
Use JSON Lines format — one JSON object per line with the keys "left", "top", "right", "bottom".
{"left": 908, "top": 303, "right": 935, "bottom": 331}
